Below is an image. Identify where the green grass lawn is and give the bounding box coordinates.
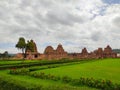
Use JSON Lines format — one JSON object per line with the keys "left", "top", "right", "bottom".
{"left": 0, "top": 58, "right": 120, "bottom": 90}
{"left": 37, "top": 58, "right": 120, "bottom": 84}
{"left": 0, "top": 60, "right": 41, "bottom": 65}
{"left": 0, "top": 70, "right": 98, "bottom": 90}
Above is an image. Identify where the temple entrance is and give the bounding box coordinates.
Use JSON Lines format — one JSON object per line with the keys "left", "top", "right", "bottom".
{"left": 34, "top": 54, "right": 38, "bottom": 58}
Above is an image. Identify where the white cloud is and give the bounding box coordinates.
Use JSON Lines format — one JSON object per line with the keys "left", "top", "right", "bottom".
{"left": 0, "top": 0, "right": 120, "bottom": 53}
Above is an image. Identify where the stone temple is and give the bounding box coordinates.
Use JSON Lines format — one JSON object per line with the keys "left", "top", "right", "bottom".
{"left": 15, "top": 40, "right": 117, "bottom": 60}
{"left": 44, "top": 44, "right": 68, "bottom": 60}
{"left": 25, "top": 40, "right": 40, "bottom": 59}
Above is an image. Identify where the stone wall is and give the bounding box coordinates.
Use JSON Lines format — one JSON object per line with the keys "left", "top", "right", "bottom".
{"left": 67, "top": 45, "right": 117, "bottom": 59}
{"left": 15, "top": 42, "right": 117, "bottom": 60}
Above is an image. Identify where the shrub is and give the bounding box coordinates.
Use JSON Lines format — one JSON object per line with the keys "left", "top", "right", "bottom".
{"left": 49, "top": 75, "right": 60, "bottom": 81}
{"left": 9, "top": 69, "right": 120, "bottom": 90}
{"left": 9, "top": 68, "right": 29, "bottom": 75}
{"left": 30, "top": 72, "right": 61, "bottom": 81}
{"left": 62, "top": 76, "right": 72, "bottom": 83}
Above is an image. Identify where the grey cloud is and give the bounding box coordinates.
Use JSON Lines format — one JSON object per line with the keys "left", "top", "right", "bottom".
{"left": 91, "top": 31, "right": 103, "bottom": 41}
{"left": 113, "top": 16, "right": 120, "bottom": 27}
{"left": 54, "top": 30, "right": 76, "bottom": 40}
{"left": 45, "top": 9, "right": 85, "bottom": 26}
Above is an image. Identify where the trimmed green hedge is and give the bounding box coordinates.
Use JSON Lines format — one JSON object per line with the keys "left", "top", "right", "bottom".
{"left": 0, "top": 76, "right": 90, "bottom": 90}
{"left": 0, "top": 58, "right": 95, "bottom": 70}
{"left": 0, "top": 77, "right": 42, "bottom": 90}
{"left": 28, "top": 72, "right": 120, "bottom": 90}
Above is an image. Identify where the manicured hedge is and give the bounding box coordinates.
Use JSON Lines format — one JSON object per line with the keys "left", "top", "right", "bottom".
{"left": 0, "top": 76, "right": 43, "bottom": 90}
{"left": 26, "top": 72, "right": 120, "bottom": 90}
{"left": 0, "top": 58, "right": 94, "bottom": 70}
{"left": 31, "top": 72, "right": 120, "bottom": 90}
{"left": 9, "top": 64, "right": 66, "bottom": 75}
{"left": 0, "top": 76, "right": 87, "bottom": 90}
{"left": 9, "top": 68, "right": 30, "bottom": 75}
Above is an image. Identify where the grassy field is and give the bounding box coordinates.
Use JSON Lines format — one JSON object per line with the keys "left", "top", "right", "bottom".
{"left": 0, "top": 70, "right": 97, "bottom": 90}
{"left": 36, "top": 58, "right": 120, "bottom": 84}
{"left": 0, "top": 60, "right": 41, "bottom": 65}
{"left": 0, "top": 58, "right": 120, "bottom": 90}
{"left": 0, "top": 59, "right": 99, "bottom": 90}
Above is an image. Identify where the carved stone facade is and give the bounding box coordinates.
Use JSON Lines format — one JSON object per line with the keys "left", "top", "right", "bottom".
{"left": 67, "top": 45, "right": 117, "bottom": 59}
{"left": 25, "top": 40, "right": 40, "bottom": 59}
{"left": 15, "top": 41, "right": 117, "bottom": 60}
{"left": 44, "top": 44, "right": 68, "bottom": 60}
{"left": 25, "top": 40, "right": 42, "bottom": 59}
{"left": 103, "top": 45, "right": 116, "bottom": 58}
{"left": 15, "top": 40, "right": 40, "bottom": 59}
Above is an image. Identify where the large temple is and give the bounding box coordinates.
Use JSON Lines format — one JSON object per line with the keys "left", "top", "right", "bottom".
{"left": 44, "top": 44, "right": 68, "bottom": 60}
{"left": 15, "top": 40, "right": 117, "bottom": 60}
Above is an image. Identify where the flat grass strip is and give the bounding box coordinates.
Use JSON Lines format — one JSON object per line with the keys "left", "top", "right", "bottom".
{"left": 0, "top": 71, "right": 97, "bottom": 90}
{"left": 29, "top": 72, "right": 120, "bottom": 90}
{"left": 0, "top": 58, "right": 97, "bottom": 70}
{"left": 39, "top": 58, "right": 120, "bottom": 84}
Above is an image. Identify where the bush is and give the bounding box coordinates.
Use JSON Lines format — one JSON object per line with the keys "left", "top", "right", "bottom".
{"left": 30, "top": 72, "right": 60, "bottom": 81}
{"left": 62, "top": 76, "right": 72, "bottom": 83}
{"left": 0, "top": 78, "right": 43, "bottom": 90}
{"left": 9, "top": 68, "right": 29, "bottom": 75}
{"left": 9, "top": 67, "right": 120, "bottom": 90}
{"left": 0, "top": 58, "right": 93, "bottom": 70}
{"left": 30, "top": 72, "right": 120, "bottom": 90}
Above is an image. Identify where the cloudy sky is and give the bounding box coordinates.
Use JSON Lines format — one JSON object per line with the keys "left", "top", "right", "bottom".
{"left": 0, "top": 0, "right": 120, "bottom": 53}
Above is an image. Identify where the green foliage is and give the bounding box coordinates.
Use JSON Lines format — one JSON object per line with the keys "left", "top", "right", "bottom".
{"left": 30, "top": 72, "right": 61, "bottom": 81}
{"left": 1, "top": 58, "right": 120, "bottom": 90}
{"left": 16, "top": 37, "right": 26, "bottom": 52}
{"left": 28, "top": 72, "right": 120, "bottom": 90}
{"left": 41, "top": 58, "right": 120, "bottom": 84}
{"left": 112, "top": 49, "right": 120, "bottom": 53}
{"left": 16, "top": 37, "right": 26, "bottom": 59}
{"left": 0, "top": 75, "right": 96, "bottom": 90}
{"left": 9, "top": 68, "right": 30, "bottom": 75}
{"left": 26, "top": 40, "right": 35, "bottom": 52}
{"left": 0, "top": 51, "right": 10, "bottom": 59}
{"left": 62, "top": 76, "right": 72, "bottom": 83}
{"left": 0, "top": 58, "right": 92, "bottom": 70}
{"left": 25, "top": 72, "right": 120, "bottom": 89}
{"left": 0, "top": 69, "right": 98, "bottom": 90}
{"left": 0, "top": 76, "right": 43, "bottom": 90}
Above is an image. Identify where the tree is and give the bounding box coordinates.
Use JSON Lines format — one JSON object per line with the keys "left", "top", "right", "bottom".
{"left": 15, "top": 37, "right": 26, "bottom": 58}
{"left": 26, "top": 40, "right": 35, "bottom": 52}
{"left": 3, "top": 51, "right": 9, "bottom": 58}
{"left": 0, "top": 51, "right": 9, "bottom": 59}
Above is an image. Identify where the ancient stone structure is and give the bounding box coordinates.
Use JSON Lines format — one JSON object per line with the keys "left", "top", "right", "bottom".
{"left": 15, "top": 40, "right": 40, "bottom": 59}
{"left": 44, "top": 44, "right": 68, "bottom": 60}
{"left": 67, "top": 45, "right": 117, "bottom": 59}
{"left": 103, "top": 45, "right": 117, "bottom": 58}
{"left": 15, "top": 41, "right": 117, "bottom": 60}
{"left": 25, "top": 40, "right": 40, "bottom": 59}
{"left": 89, "top": 45, "right": 117, "bottom": 59}
{"left": 15, "top": 53, "right": 24, "bottom": 59}
{"left": 81, "top": 48, "right": 89, "bottom": 58}
{"left": 93, "top": 48, "right": 103, "bottom": 58}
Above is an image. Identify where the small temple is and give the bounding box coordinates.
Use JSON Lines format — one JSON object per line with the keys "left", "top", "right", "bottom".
{"left": 15, "top": 40, "right": 117, "bottom": 60}
{"left": 25, "top": 40, "right": 40, "bottom": 59}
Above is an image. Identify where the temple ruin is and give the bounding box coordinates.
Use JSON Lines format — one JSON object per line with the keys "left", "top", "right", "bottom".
{"left": 15, "top": 40, "right": 117, "bottom": 60}
{"left": 25, "top": 40, "right": 40, "bottom": 59}
{"left": 44, "top": 44, "right": 68, "bottom": 60}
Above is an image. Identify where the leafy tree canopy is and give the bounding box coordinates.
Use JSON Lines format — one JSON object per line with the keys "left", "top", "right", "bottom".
{"left": 26, "top": 40, "right": 35, "bottom": 52}
{"left": 15, "top": 37, "right": 26, "bottom": 54}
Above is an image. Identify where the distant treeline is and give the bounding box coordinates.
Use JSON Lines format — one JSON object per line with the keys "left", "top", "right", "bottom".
{"left": 0, "top": 51, "right": 15, "bottom": 59}
{"left": 112, "top": 49, "right": 120, "bottom": 53}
